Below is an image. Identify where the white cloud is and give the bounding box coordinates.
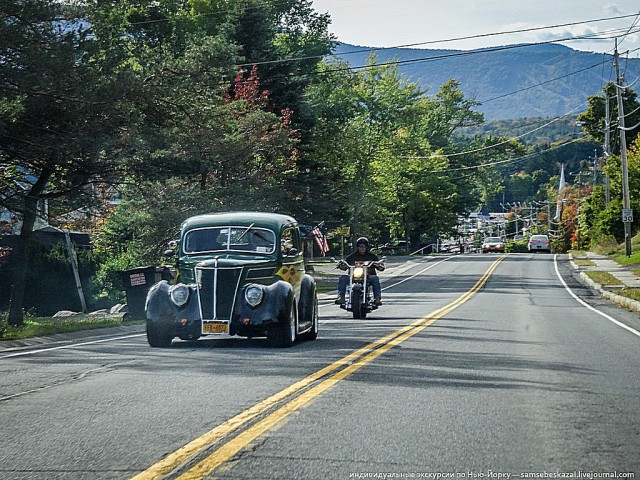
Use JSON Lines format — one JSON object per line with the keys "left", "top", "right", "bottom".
{"left": 604, "top": 3, "right": 625, "bottom": 16}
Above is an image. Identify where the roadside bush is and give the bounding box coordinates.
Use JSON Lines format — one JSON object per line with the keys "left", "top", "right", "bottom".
{"left": 505, "top": 240, "right": 528, "bottom": 253}
{"left": 91, "top": 247, "right": 146, "bottom": 308}
{"left": 552, "top": 235, "right": 571, "bottom": 253}
{"left": 590, "top": 234, "right": 619, "bottom": 255}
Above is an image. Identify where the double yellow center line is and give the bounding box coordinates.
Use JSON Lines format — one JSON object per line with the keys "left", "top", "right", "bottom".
{"left": 132, "top": 255, "right": 506, "bottom": 480}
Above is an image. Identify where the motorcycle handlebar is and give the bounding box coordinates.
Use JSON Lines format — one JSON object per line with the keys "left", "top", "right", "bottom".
{"left": 335, "top": 259, "right": 385, "bottom": 270}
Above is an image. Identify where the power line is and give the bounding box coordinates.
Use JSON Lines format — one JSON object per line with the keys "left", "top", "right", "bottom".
{"left": 618, "top": 9, "right": 640, "bottom": 47}
{"left": 427, "top": 137, "right": 587, "bottom": 175}
{"left": 234, "top": 26, "right": 640, "bottom": 88}
{"left": 404, "top": 102, "right": 588, "bottom": 160}
{"left": 479, "top": 57, "right": 611, "bottom": 104}
{"left": 93, "top": 5, "right": 640, "bottom": 70}
{"left": 237, "top": 12, "right": 640, "bottom": 67}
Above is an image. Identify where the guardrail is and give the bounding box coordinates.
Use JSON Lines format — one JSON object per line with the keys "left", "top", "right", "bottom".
{"left": 410, "top": 243, "right": 436, "bottom": 256}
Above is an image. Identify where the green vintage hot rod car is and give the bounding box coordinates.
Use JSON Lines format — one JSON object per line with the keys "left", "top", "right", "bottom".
{"left": 145, "top": 212, "right": 318, "bottom": 348}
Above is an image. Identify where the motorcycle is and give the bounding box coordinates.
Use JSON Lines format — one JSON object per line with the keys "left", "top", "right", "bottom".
{"left": 335, "top": 257, "right": 385, "bottom": 319}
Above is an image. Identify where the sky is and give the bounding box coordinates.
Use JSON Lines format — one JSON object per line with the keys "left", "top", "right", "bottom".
{"left": 311, "top": 1, "right": 640, "bottom": 56}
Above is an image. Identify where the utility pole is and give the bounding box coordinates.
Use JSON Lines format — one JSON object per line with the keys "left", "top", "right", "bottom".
{"left": 64, "top": 231, "right": 87, "bottom": 313}
{"left": 576, "top": 172, "right": 581, "bottom": 251}
{"left": 604, "top": 91, "right": 611, "bottom": 205}
{"left": 614, "top": 41, "right": 632, "bottom": 257}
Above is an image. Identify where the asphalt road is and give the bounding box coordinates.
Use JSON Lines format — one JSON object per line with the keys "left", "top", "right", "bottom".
{"left": 1, "top": 254, "right": 639, "bottom": 479}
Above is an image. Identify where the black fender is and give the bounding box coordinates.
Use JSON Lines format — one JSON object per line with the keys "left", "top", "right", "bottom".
{"left": 145, "top": 280, "right": 174, "bottom": 321}
{"left": 145, "top": 280, "right": 201, "bottom": 338}
{"left": 234, "top": 280, "right": 295, "bottom": 329}
{"left": 297, "top": 274, "right": 316, "bottom": 332}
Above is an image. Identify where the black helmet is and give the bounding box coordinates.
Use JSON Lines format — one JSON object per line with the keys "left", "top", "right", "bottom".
{"left": 356, "top": 237, "right": 369, "bottom": 248}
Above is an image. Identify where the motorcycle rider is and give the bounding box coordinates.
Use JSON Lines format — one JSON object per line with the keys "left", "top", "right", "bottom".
{"left": 335, "top": 237, "right": 385, "bottom": 306}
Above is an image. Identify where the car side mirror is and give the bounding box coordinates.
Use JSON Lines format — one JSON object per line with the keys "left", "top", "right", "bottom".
{"left": 286, "top": 247, "right": 299, "bottom": 257}
{"left": 164, "top": 249, "right": 175, "bottom": 258}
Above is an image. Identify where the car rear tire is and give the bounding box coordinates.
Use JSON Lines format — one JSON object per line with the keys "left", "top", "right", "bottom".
{"left": 301, "top": 295, "right": 318, "bottom": 341}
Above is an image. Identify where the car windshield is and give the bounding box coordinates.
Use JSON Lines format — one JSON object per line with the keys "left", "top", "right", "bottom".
{"left": 184, "top": 226, "right": 276, "bottom": 254}
{"left": 485, "top": 237, "right": 502, "bottom": 243}
{"left": 531, "top": 235, "right": 548, "bottom": 241}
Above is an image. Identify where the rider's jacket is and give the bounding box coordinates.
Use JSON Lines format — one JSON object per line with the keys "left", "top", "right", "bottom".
{"left": 344, "top": 251, "right": 384, "bottom": 276}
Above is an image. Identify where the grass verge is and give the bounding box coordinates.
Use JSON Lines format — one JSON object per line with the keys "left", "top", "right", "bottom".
{"left": 585, "top": 271, "right": 623, "bottom": 286}
{"left": 606, "top": 233, "right": 640, "bottom": 267}
{"left": 616, "top": 288, "right": 640, "bottom": 302}
{"left": 574, "top": 259, "right": 596, "bottom": 267}
{"left": 0, "top": 315, "right": 143, "bottom": 341}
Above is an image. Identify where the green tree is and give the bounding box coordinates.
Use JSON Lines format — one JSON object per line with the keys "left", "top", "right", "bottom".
{"left": 582, "top": 136, "right": 640, "bottom": 244}
{"left": 0, "top": 0, "right": 142, "bottom": 325}
{"left": 304, "top": 58, "right": 491, "bottom": 250}
{"left": 578, "top": 82, "right": 640, "bottom": 154}
{"left": 89, "top": 1, "right": 309, "bottom": 265}
{"left": 191, "top": 0, "right": 333, "bottom": 131}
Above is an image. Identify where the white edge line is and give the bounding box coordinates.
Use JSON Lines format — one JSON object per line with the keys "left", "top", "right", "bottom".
{"left": 0, "top": 334, "right": 146, "bottom": 359}
{"left": 554, "top": 254, "right": 640, "bottom": 338}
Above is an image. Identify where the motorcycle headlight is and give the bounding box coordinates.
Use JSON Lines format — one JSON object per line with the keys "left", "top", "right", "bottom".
{"left": 353, "top": 266, "right": 365, "bottom": 278}
{"left": 169, "top": 284, "right": 190, "bottom": 307}
{"left": 245, "top": 285, "right": 264, "bottom": 308}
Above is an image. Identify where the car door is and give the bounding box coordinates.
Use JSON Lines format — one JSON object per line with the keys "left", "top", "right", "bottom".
{"left": 276, "top": 225, "right": 304, "bottom": 300}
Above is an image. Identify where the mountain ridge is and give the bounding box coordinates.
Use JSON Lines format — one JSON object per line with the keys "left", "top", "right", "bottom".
{"left": 332, "top": 42, "right": 640, "bottom": 120}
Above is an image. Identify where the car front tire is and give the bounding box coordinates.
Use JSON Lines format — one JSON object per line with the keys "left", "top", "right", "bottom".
{"left": 268, "top": 299, "right": 297, "bottom": 348}
{"left": 146, "top": 320, "right": 174, "bottom": 348}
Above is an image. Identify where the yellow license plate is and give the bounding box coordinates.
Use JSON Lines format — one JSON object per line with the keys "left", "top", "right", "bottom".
{"left": 203, "top": 322, "right": 229, "bottom": 334}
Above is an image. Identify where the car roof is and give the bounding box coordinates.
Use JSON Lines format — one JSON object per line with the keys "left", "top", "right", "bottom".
{"left": 182, "top": 211, "right": 298, "bottom": 232}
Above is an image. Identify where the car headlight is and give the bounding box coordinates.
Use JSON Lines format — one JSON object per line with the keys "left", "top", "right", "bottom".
{"left": 353, "top": 266, "right": 365, "bottom": 278}
{"left": 245, "top": 285, "right": 264, "bottom": 308}
{"left": 169, "top": 284, "right": 190, "bottom": 307}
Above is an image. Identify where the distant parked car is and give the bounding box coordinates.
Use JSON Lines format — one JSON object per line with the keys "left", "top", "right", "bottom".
{"left": 528, "top": 234, "right": 551, "bottom": 253}
{"left": 482, "top": 237, "right": 505, "bottom": 253}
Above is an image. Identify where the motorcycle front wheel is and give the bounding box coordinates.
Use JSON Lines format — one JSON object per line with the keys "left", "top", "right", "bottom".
{"left": 351, "top": 289, "right": 366, "bottom": 319}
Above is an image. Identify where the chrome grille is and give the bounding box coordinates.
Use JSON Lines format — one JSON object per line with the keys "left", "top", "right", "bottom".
{"left": 196, "top": 267, "right": 242, "bottom": 320}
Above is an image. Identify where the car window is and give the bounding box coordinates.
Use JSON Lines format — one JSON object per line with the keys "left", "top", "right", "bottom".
{"left": 281, "top": 228, "right": 295, "bottom": 255}
{"left": 485, "top": 237, "right": 502, "bottom": 242}
{"left": 531, "top": 235, "right": 549, "bottom": 241}
{"left": 184, "top": 227, "right": 276, "bottom": 254}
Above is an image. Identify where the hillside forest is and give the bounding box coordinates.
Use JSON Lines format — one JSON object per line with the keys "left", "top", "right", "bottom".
{"left": 1, "top": 0, "right": 640, "bottom": 323}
